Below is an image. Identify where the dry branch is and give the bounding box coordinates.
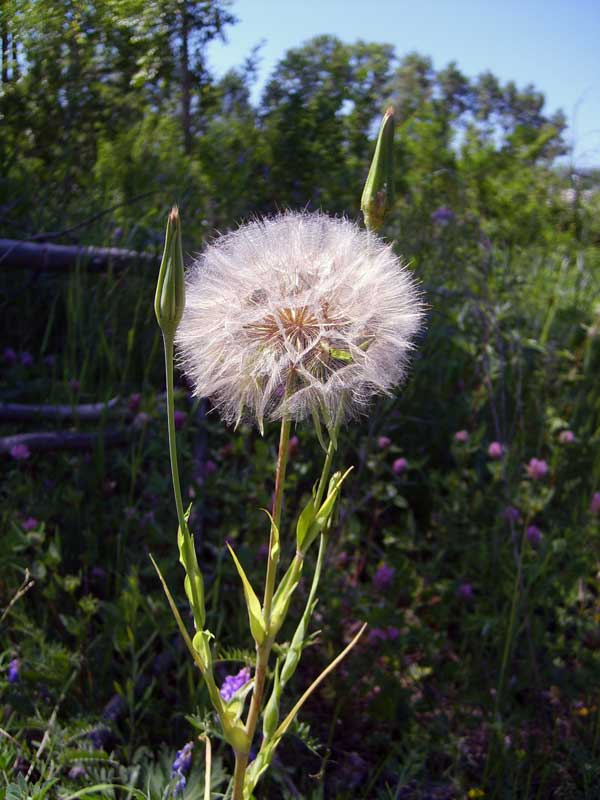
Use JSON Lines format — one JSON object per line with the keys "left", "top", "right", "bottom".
{"left": 0, "top": 238, "right": 158, "bottom": 272}
{"left": 1, "top": 428, "right": 132, "bottom": 454}
{"left": 0, "top": 397, "right": 123, "bottom": 421}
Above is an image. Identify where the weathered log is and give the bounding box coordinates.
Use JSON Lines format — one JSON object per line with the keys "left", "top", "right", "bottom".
{"left": 0, "top": 397, "right": 123, "bottom": 421}
{"left": 1, "top": 428, "right": 132, "bottom": 453}
{"left": 0, "top": 238, "right": 159, "bottom": 273}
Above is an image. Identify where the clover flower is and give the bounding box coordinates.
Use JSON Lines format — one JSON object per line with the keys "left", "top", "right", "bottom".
{"left": 526, "top": 525, "right": 543, "bottom": 547}
{"left": 558, "top": 430, "right": 574, "bottom": 444}
{"left": 176, "top": 212, "right": 423, "bottom": 430}
{"left": 220, "top": 666, "right": 251, "bottom": 701}
{"left": 526, "top": 458, "right": 548, "bottom": 480}
{"left": 454, "top": 429, "right": 469, "bottom": 443}
{"left": 487, "top": 441, "right": 503, "bottom": 459}
{"left": 392, "top": 457, "right": 408, "bottom": 475}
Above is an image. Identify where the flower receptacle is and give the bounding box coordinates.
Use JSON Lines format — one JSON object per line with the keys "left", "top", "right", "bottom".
{"left": 155, "top": 206, "right": 185, "bottom": 340}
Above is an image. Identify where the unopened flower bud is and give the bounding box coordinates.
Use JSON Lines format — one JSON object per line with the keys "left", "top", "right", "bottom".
{"left": 361, "top": 106, "right": 395, "bottom": 231}
{"left": 155, "top": 206, "right": 185, "bottom": 339}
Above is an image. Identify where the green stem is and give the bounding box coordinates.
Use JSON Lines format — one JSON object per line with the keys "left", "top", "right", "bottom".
{"left": 163, "top": 334, "right": 186, "bottom": 532}
{"left": 263, "top": 416, "right": 292, "bottom": 627}
{"left": 232, "top": 751, "right": 247, "bottom": 800}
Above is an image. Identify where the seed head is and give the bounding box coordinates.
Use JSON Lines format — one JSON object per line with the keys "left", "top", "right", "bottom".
{"left": 176, "top": 212, "right": 423, "bottom": 430}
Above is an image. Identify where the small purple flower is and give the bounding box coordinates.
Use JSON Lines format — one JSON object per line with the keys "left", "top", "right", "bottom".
{"left": 102, "top": 693, "right": 126, "bottom": 721}
{"left": 392, "top": 457, "right": 408, "bottom": 475}
{"left": 457, "top": 583, "right": 473, "bottom": 600}
{"left": 288, "top": 435, "right": 299, "bottom": 456}
{"left": 133, "top": 411, "right": 151, "bottom": 429}
{"left": 431, "top": 206, "right": 455, "bottom": 225}
{"left": 128, "top": 393, "right": 141, "bottom": 413}
{"left": 367, "top": 627, "right": 388, "bottom": 644}
{"left": 68, "top": 765, "right": 87, "bottom": 780}
{"left": 220, "top": 667, "right": 251, "bottom": 701}
{"left": 174, "top": 410, "right": 187, "bottom": 430}
{"left": 386, "top": 626, "right": 400, "bottom": 640}
{"left": 172, "top": 741, "right": 194, "bottom": 775}
{"left": 526, "top": 525, "right": 543, "bottom": 547}
{"left": 20, "top": 351, "right": 33, "bottom": 367}
{"left": 173, "top": 777, "right": 186, "bottom": 796}
{"left": 22, "top": 517, "right": 38, "bottom": 531}
{"left": 203, "top": 459, "right": 217, "bottom": 476}
{"left": 377, "top": 435, "right": 391, "bottom": 449}
{"left": 372, "top": 563, "right": 395, "bottom": 591}
{"left": 89, "top": 727, "right": 112, "bottom": 750}
{"left": 558, "top": 430, "right": 574, "bottom": 444}
{"left": 10, "top": 444, "right": 31, "bottom": 460}
{"left": 488, "top": 442, "right": 504, "bottom": 459}
{"left": 3, "top": 347, "right": 17, "bottom": 366}
{"left": 591, "top": 492, "right": 600, "bottom": 515}
{"left": 502, "top": 506, "right": 521, "bottom": 524}
{"left": 454, "top": 430, "right": 469, "bottom": 443}
{"left": 526, "top": 458, "right": 548, "bottom": 481}
{"left": 7, "top": 658, "right": 20, "bottom": 683}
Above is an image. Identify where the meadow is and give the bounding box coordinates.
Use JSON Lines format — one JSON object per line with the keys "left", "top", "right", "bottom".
{"left": 2, "top": 3, "right": 600, "bottom": 798}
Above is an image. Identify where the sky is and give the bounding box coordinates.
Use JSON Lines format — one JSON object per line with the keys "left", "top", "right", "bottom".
{"left": 207, "top": 0, "right": 600, "bottom": 168}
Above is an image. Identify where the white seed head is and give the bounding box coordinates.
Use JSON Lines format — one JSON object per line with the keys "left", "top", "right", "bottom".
{"left": 176, "top": 211, "right": 424, "bottom": 430}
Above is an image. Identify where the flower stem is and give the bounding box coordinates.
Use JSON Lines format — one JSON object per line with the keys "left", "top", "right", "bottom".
{"left": 263, "top": 416, "right": 291, "bottom": 627}
{"left": 163, "top": 334, "right": 186, "bottom": 533}
{"left": 232, "top": 750, "right": 247, "bottom": 800}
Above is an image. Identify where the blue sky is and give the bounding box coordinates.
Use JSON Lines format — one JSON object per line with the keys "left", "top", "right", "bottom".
{"left": 207, "top": 0, "right": 600, "bottom": 168}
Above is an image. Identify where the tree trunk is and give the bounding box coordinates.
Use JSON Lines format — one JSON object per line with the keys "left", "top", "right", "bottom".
{"left": 1, "top": 19, "right": 9, "bottom": 84}
{"left": 180, "top": 0, "right": 192, "bottom": 154}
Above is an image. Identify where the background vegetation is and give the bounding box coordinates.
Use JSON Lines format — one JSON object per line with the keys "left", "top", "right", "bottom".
{"left": 2, "top": 1, "right": 600, "bottom": 798}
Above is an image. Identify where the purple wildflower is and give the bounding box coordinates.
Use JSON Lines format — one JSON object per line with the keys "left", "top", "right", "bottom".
{"left": 10, "top": 444, "right": 31, "bottom": 460}
{"left": 220, "top": 667, "right": 251, "bottom": 701}
{"left": 526, "top": 525, "right": 543, "bottom": 547}
{"left": 454, "top": 430, "right": 469, "bottom": 443}
{"left": 7, "top": 658, "right": 20, "bottom": 683}
{"left": 89, "top": 727, "right": 112, "bottom": 750}
{"left": 392, "top": 457, "right": 408, "bottom": 475}
{"left": 22, "top": 517, "right": 38, "bottom": 531}
{"left": 488, "top": 441, "right": 503, "bottom": 459}
{"left": 103, "top": 693, "right": 126, "bottom": 721}
{"left": 591, "top": 493, "right": 600, "bottom": 515}
{"left": 68, "top": 765, "right": 87, "bottom": 780}
{"left": 288, "top": 435, "right": 299, "bottom": 457}
{"left": 526, "top": 458, "right": 548, "bottom": 481}
{"left": 431, "top": 206, "right": 455, "bottom": 224}
{"left": 378, "top": 435, "right": 391, "bottom": 449}
{"left": 128, "top": 393, "right": 141, "bottom": 413}
{"left": 174, "top": 410, "right": 187, "bottom": 430}
{"left": 3, "top": 347, "right": 17, "bottom": 366}
{"left": 502, "top": 506, "right": 521, "bottom": 524}
{"left": 133, "top": 412, "right": 151, "bottom": 429}
{"left": 20, "top": 351, "right": 33, "bottom": 367}
{"left": 203, "top": 459, "right": 217, "bottom": 476}
{"left": 372, "top": 563, "right": 395, "bottom": 591}
{"left": 559, "top": 430, "right": 574, "bottom": 444}
{"left": 457, "top": 583, "right": 474, "bottom": 600}
{"left": 173, "top": 777, "right": 186, "bottom": 796}
{"left": 172, "top": 741, "right": 194, "bottom": 775}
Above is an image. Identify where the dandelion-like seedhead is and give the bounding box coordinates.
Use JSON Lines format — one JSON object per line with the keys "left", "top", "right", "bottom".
{"left": 176, "top": 212, "right": 423, "bottom": 430}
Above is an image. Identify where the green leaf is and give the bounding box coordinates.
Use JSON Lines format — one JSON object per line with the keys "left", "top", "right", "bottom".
{"left": 227, "top": 545, "right": 267, "bottom": 645}
{"left": 177, "top": 503, "right": 206, "bottom": 631}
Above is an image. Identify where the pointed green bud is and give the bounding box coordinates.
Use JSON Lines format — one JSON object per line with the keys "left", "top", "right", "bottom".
{"left": 155, "top": 206, "right": 185, "bottom": 339}
{"left": 360, "top": 106, "right": 395, "bottom": 231}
